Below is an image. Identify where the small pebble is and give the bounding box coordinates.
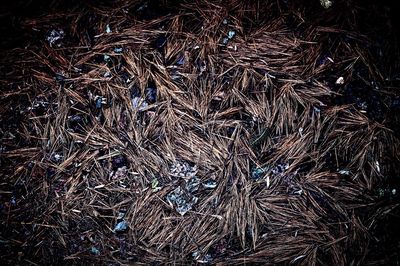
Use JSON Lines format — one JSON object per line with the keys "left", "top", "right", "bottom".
{"left": 47, "top": 29, "right": 64, "bottom": 46}
{"left": 228, "top": 30, "right": 236, "bottom": 39}
{"left": 104, "top": 54, "right": 111, "bottom": 62}
{"left": 105, "top": 24, "right": 112, "bottom": 33}
{"left": 203, "top": 180, "right": 217, "bottom": 189}
{"left": 90, "top": 246, "right": 101, "bottom": 255}
{"left": 114, "top": 220, "right": 128, "bottom": 232}
{"left": 335, "top": 77, "right": 344, "bottom": 85}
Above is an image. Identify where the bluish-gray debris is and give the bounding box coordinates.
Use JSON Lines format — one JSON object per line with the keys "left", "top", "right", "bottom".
{"left": 10, "top": 196, "right": 16, "bottom": 206}
{"left": 52, "top": 153, "right": 63, "bottom": 163}
{"left": 271, "top": 163, "right": 289, "bottom": 175}
{"left": 131, "top": 97, "right": 148, "bottom": 111}
{"left": 320, "top": 0, "right": 333, "bottom": 8}
{"left": 227, "top": 30, "right": 236, "bottom": 39}
{"left": 114, "top": 220, "right": 128, "bottom": 232}
{"left": 104, "top": 54, "right": 111, "bottom": 62}
{"left": 32, "top": 98, "right": 49, "bottom": 108}
{"left": 222, "top": 30, "right": 235, "bottom": 45}
{"left": 251, "top": 167, "right": 266, "bottom": 180}
{"left": 55, "top": 73, "right": 66, "bottom": 82}
{"left": 145, "top": 87, "right": 157, "bottom": 103}
{"left": 186, "top": 177, "right": 200, "bottom": 193}
{"left": 203, "top": 179, "right": 217, "bottom": 189}
{"left": 137, "top": 3, "right": 148, "bottom": 11}
{"left": 166, "top": 187, "right": 198, "bottom": 216}
{"left": 338, "top": 169, "right": 350, "bottom": 175}
{"left": 90, "top": 246, "right": 101, "bottom": 255}
{"left": 47, "top": 29, "right": 64, "bottom": 47}
{"left": 117, "top": 211, "right": 125, "bottom": 220}
{"left": 192, "top": 251, "right": 213, "bottom": 264}
{"left": 176, "top": 56, "right": 185, "bottom": 66}
{"left": 169, "top": 161, "right": 197, "bottom": 180}
{"left": 105, "top": 24, "right": 112, "bottom": 33}
{"left": 171, "top": 74, "right": 181, "bottom": 80}
{"left": 114, "top": 47, "right": 123, "bottom": 53}
{"left": 95, "top": 98, "right": 102, "bottom": 108}
{"left": 95, "top": 96, "right": 107, "bottom": 109}
{"left": 251, "top": 163, "right": 289, "bottom": 180}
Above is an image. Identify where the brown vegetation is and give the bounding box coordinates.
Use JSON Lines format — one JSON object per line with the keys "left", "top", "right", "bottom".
{"left": 0, "top": 0, "right": 399, "bottom": 264}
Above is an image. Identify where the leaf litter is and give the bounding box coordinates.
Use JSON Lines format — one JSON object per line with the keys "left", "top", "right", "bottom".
{"left": 0, "top": 0, "right": 400, "bottom": 265}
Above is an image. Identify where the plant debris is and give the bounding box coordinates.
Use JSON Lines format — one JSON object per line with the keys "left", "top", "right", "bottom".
{"left": 203, "top": 179, "right": 217, "bottom": 189}
{"left": 46, "top": 29, "right": 64, "bottom": 46}
{"left": 90, "top": 246, "right": 101, "bottom": 255}
{"left": 105, "top": 24, "right": 112, "bottom": 33}
{"left": 114, "top": 220, "right": 128, "bottom": 233}
{"left": 166, "top": 186, "right": 198, "bottom": 216}
{"left": 169, "top": 161, "right": 198, "bottom": 181}
{"left": 0, "top": 0, "right": 399, "bottom": 265}
{"left": 320, "top": 0, "right": 333, "bottom": 8}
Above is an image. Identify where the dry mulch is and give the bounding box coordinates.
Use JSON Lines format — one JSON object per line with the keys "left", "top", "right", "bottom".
{"left": 0, "top": 0, "right": 399, "bottom": 265}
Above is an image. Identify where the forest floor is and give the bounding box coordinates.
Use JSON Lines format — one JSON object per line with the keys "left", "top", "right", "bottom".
{"left": 0, "top": 0, "right": 399, "bottom": 264}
